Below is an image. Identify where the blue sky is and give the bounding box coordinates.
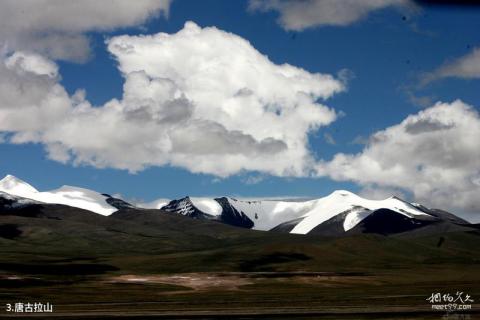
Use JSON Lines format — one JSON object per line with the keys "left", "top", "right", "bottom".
{"left": 0, "top": 0, "right": 479, "bottom": 214}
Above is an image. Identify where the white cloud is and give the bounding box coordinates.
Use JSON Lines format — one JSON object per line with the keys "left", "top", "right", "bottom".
{"left": 0, "top": 22, "right": 344, "bottom": 177}
{"left": 0, "top": 51, "right": 71, "bottom": 134}
{"left": 0, "top": 0, "right": 171, "bottom": 62}
{"left": 317, "top": 100, "right": 480, "bottom": 214}
{"left": 421, "top": 47, "right": 480, "bottom": 85}
{"left": 5, "top": 51, "right": 58, "bottom": 78}
{"left": 249, "top": 0, "right": 414, "bottom": 31}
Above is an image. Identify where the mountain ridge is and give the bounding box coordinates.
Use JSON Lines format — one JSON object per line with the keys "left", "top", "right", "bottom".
{"left": 0, "top": 174, "right": 473, "bottom": 237}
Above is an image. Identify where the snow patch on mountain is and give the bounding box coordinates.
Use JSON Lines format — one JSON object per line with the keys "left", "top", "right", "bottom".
{"left": 138, "top": 198, "right": 170, "bottom": 209}
{"left": 190, "top": 198, "right": 223, "bottom": 216}
{"left": 343, "top": 207, "right": 371, "bottom": 231}
{"left": 225, "top": 197, "right": 317, "bottom": 231}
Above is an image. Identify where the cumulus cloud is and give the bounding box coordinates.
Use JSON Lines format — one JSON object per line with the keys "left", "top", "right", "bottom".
{"left": 0, "top": 51, "right": 70, "bottom": 134}
{"left": 5, "top": 51, "right": 59, "bottom": 78}
{"left": 421, "top": 47, "right": 480, "bottom": 85}
{"left": 317, "top": 100, "right": 480, "bottom": 214}
{"left": 0, "top": 0, "right": 171, "bottom": 62}
{"left": 248, "top": 0, "right": 414, "bottom": 31}
{"left": 0, "top": 22, "right": 344, "bottom": 177}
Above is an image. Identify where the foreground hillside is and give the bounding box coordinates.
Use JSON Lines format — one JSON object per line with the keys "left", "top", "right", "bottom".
{"left": 1, "top": 200, "right": 479, "bottom": 318}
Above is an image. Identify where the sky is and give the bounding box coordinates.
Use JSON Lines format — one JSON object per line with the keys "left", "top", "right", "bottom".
{"left": 0, "top": 0, "right": 479, "bottom": 221}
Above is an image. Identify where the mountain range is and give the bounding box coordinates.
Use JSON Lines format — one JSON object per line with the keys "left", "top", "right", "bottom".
{"left": 0, "top": 174, "right": 475, "bottom": 238}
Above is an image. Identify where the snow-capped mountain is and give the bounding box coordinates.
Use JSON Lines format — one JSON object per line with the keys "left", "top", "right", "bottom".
{"left": 159, "top": 190, "right": 464, "bottom": 236}
{"left": 162, "top": 197, "right": 254, "bottom": 228}
{"left": 0, "top": 175, "right": 132, "bottom": 216}
{"left": 0, "top": 174, "right": 470, "bottom": 236}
